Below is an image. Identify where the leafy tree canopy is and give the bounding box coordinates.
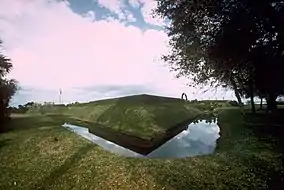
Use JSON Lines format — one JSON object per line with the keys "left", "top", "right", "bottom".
{"left": 0, "top": 40, "right": 18, "bottom": 131}
{"left": 154, "top": 0, "right": 284, "bottom": 111}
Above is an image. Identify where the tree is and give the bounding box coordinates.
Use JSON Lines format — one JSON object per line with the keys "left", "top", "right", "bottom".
{"left": 24, "top": 102, "right": 35, "bottom": 107}
{"left": 154, "top": 0, "right": 284, "bottom": 112}
{"left": 0, "top": 40, "right": 18, "bottom": 132}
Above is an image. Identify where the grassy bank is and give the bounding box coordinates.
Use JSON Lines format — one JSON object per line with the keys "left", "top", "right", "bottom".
{"left": 0, "top": 108, "right": 283, "bottom": 189}
{"left": 34, "top": 94, "right": 204, "bottom": 154}
{"left": 28, "top": 94, "right": 202, "bottom": 141}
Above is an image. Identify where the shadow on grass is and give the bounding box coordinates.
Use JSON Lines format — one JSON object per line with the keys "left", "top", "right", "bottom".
{"left": 35, "top": 144, "right": 94, "bottom": 190}
{"left": 240, "top": 153, "right": 284, "bottom": 190}
{"left": 4, "top": 115, "right": 64, "bottom": 133}
{"left": 0, "top": 138, "right": 12, "bottom": 150}
{"left": 241, "top": 111, "right": 284, "bottom": 189}
{"left": 244, "top": 110, "right": 284, "bottom": 152}
{"left": 227, "top": 110, "right": 284, "bottom": 189}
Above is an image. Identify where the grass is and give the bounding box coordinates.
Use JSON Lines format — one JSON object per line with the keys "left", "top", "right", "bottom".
{"left": 26, "top": 95, "right": 204, "bottom": 154}
{"left": 28, "top": 94, "right": 202, "bottom": 141}
{"left": 0, "top": 108, "right": 283, "bottom": 189}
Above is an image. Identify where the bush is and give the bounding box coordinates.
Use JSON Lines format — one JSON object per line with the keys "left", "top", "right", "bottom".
{"left": 277, "top": 101, "right": 284, "bottom": 105}
{"left": 228, "top": 100, "right": 240, "bottom": 106}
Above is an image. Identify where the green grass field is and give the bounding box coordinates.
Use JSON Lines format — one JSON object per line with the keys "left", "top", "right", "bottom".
{"left": 0, "top": 108, "right": 283, "bottom": 189}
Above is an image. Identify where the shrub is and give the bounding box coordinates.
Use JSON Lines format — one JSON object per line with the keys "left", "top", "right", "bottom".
{"left": 228, "top": 100, "right": 240, "bottom": 106}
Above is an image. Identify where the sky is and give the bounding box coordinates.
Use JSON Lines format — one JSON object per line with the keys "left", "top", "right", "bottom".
{"left": 0, "top": 0, "right": 235, "bottom": 106}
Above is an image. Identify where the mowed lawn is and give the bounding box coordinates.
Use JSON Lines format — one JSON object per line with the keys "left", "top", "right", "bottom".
{"left": 0, "top": 109, "right": 283, "bottom": 189}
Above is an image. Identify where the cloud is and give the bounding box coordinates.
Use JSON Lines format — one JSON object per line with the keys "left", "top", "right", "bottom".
{"left": 11, "top": 84, "right": 157, "bottom": 106}
{"left": 74, "top": 84, "right": 153, "bottom": 94}
{"left": 140, "top": 0, "right": 165, "bottom": 26}
{"left": 0, "top": 0, "right": 235, "bottom": 106}
{"left": 82, "top": 10, "right": 96, "bottom": 21}
{"left": 129, "top": 0, "right": 165, "bottom": 26}
{"left": 1, "top": 0, "right": 168, "bottom": 88}
{"left": 94, "top": 0, "right": 164, "bottom": 26}
{"left": 124, "top": 10, "right": 136, "bottom": 22}
{"left": 129, "top": 0, "right": 143, "bottom": 8}
{"left": 95, "top": 0, "right": 124, "bottom": 14}
{"left": 72, "top": 84, "right": 157, "bottom": 100}
{"left": 94, "top": 0, "right": 136, "bottom": 22}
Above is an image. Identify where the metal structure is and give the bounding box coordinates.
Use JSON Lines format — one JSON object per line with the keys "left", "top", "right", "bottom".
{"left": 181, "top": 93, "right": 188, "bottom": 101}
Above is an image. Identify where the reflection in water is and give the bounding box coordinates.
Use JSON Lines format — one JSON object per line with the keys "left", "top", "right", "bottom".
{"left": 192, "top": 117, "right": 217, "bottom": 124}
{"left": 62, "top": 119, "right": 220, "bottom": 158}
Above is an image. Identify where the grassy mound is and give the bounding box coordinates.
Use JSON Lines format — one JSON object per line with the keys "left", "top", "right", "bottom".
{"left": 90, "top": 94, "right": 202, "bottom": 139}
{"left": 30, "top": 94, "right": 202, "bottom": 140}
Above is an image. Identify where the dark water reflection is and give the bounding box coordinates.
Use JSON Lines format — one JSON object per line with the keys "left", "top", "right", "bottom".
{"left": 62, "top": 119, "right": 220, "bottom": 158}
{"left": 192, "top": 117, "right": 217, "bottom": 124}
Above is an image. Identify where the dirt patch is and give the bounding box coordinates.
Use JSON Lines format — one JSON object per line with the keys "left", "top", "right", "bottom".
{"left": 38, "top": 126, "right": 55, "bottom": 130}
{"left": 38, "top": 136, "right": 66, "bottom": 156}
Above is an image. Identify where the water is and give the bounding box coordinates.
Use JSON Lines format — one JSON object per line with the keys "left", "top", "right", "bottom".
{"left": 62, "top": 119, "right": 220, "bottom": 158}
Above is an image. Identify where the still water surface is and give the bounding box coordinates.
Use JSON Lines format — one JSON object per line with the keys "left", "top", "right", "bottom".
{"left": 62, "top": 119, "right": 220, "bottom": 158}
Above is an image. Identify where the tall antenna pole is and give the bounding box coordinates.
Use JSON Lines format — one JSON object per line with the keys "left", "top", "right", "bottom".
{"left": 59, "top": 88, "right": 62, "bottom": 104}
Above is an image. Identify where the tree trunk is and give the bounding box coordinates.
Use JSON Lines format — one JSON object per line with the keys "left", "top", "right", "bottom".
{"left": 229, "top": 76, "right": 243, "bottom": 106}
{"left": 266, "top": 93, "right": 277, "bottom": 112}
{"left": 0, "top": 114, "right": 4, "bottom": 133}
{"left": 249, "top": 80, "right": 256, "bottom": 113}
{"left": 0, "top": 100, "right": 5, "bottom": 133}
{"left": 250, "top": 94, "right": 256, "bottom": 113}
{"left": 234, "top": 90, "right": 243, "bottom": 106}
